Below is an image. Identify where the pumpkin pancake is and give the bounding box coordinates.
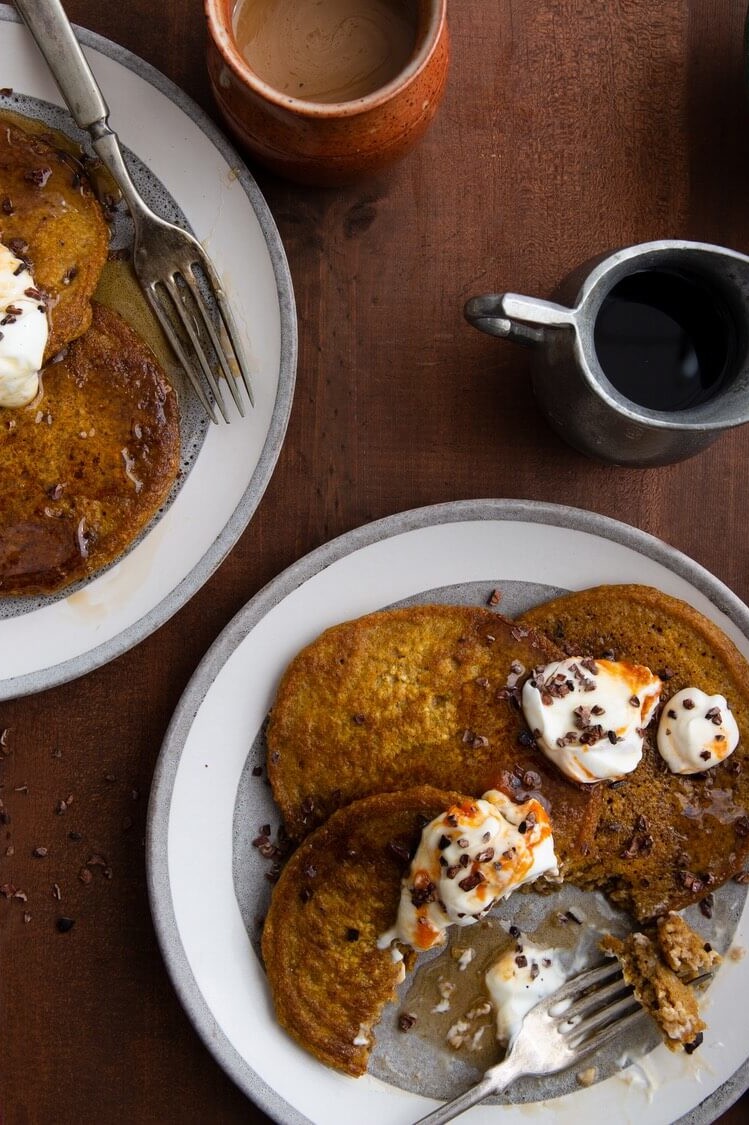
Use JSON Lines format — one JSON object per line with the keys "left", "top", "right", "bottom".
{"left": 0, "top": 301, "right": 180, "bottom": 595}
{"left": 266, "top": 604, "right": 603, "bottom": 877}
{"left": 517, "top": 584, "right": 749, "bottom": 920}
{"left": 0, "top": 110, "right": 109, "bottom": 359}
{"left": 261, "top": 786, "right": 463, "bottom": 1078}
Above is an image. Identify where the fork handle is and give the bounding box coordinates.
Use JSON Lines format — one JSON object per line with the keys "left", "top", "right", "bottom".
{"left": 412, "top": 1059, "right": 520, "bottom": 1125}
{"left": 14, "top": 0, "right": 109, "bottom": 128}
{"left": 14, "top": 0, "right": 149, "bottom": 223}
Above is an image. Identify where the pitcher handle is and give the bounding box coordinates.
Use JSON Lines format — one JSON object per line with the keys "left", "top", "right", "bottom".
{"left": 464, "top": 293, "right": 576, "bottom": 346}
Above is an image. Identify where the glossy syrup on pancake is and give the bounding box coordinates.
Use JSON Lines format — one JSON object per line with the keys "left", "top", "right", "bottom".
{"left": 518, "top": 584, "right": 749, "bottom": 920}
{"left": 0, "top": 302, "right": 180, "bottom": 594}
{"left": 0, "top": 98, "right": 210, "bottom": 604}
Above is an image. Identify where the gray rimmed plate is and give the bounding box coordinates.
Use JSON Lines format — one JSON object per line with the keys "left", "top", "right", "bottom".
{"left": 147, "top": 499, "right": 749, "bottom": 1125}
{"left": 0, "top": 7, "right": 296, "bottom": 700}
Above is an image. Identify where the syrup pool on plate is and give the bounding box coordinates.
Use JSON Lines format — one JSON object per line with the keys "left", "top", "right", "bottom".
{"left": 232, "top": 0, "right": 419, "bottom": 103}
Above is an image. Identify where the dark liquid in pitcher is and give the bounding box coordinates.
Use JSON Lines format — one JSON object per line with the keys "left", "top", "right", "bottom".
{"left": 593, "top": 269, "right": 737, "bottom": 411}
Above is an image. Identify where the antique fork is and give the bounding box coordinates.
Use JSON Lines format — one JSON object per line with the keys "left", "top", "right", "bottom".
{"left": 15, "top": 0, "right": 254, "bottom": 423}
{"left": 413, "top": 959, "right": 647, "bottom": 1124}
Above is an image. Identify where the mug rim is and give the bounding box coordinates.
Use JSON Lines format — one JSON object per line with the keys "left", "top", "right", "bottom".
{"left": 573, "top": 240, "right": 749, "bottom": 430}
{"left": 205, "top": 0, "right": 447, "bottom": 119}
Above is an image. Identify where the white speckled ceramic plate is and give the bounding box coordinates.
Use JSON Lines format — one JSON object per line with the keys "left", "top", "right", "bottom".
{"left": 147, "top": 499, "right": 749, "bottom": 1125}
{"left": 0, "top": 7, "right": 296, "bottom": 700}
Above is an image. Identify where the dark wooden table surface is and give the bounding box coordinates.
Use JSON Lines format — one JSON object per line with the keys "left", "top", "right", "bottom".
{"left": 2, "top": 1, "right": 749, "bottom": 1122}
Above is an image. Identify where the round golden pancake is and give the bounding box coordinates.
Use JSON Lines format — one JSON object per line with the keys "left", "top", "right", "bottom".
{"left": 266, "top": 603, "right": 603, "bottom": 875}
{"left": 0, "top": 301, "right": 180, "bottom": 595}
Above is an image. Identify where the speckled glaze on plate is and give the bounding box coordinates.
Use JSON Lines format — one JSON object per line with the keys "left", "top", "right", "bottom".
{"left": 0, "top": 6, "right": 296, "bottom": 700}
{"left": 147, "top": 499, "right": 749, "bottom": 1125}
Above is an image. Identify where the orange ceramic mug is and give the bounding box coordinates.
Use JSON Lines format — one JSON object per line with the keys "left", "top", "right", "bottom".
{"left": 204, "top": 0, "right": 449, "bottom": 186}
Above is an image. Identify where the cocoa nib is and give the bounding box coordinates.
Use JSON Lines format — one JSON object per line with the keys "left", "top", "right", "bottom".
{"left": 699, "top": 894, "right": 714, "bottom": 919}
{"left": 462, "top": 729, "right": 489, "bottom": 749}
{"left": 24, "top": 167, "right": 52, "bottom": 188}
{"left": 678, "top": 870, "right": 705, "bottom": 895}
{"left": 458, "top": 870, "right": 485, "bottom": 892}
{"left": 619, "top": 831, "right": 653, "bottom": 859}
{"left": 410, "top": 878, "right": 437, "bottom": 907}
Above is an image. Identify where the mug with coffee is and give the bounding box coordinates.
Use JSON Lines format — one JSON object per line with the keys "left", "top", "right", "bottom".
{"left": 205, "top": 0, "right": 449, "bottom": 185}
{"left": 232, "top": 0, "right": 419, "bottom": 104}
{"left": 465, "top": 240, "right": 749, "bottom": 467}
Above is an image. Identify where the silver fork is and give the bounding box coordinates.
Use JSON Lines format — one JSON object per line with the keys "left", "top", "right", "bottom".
{"left": 15, "top": 0, "right": 254, "bottom": 423}
{"left": 413, "top": 960, "right": 646, "bottom": 1125}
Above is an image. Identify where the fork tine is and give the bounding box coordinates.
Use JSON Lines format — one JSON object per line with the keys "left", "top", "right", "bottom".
{"left": 197, "top": 256, "right": 256, "bottom": 408}
{"left": 165, "top": 274, "right": 232, "bottom": 422}
{"left": 141, "top": 281, "right": 218, "bottom": 423}
{"left": 553, "top": 963, "right": 646, "bottom": 1054}
{"left": 180, "top": 266, "right": 246, "bottom": 416}
{"left": 562, "top": 991, "right": 642, "bottom": 1045}
{"left": 567, "top": 1005, "right": 646, "bottom": 1057}
{"left": 558, "top": 969, "right": 632, "bottom": 1022}
{"left": 548, "top": 959, "right": 623, "bottom": 1006}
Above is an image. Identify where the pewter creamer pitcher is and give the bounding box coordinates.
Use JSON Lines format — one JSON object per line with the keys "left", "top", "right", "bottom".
{"left": 465, "top": 240, "right": 749, "bottom": 467}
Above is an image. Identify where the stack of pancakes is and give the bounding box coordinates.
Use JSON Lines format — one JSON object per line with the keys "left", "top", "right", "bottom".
{"left": 0, "top": 112, "right": 180, "bottom": 595}
{"left": 261, "top": 588, "right": 749, "bottom": 1076}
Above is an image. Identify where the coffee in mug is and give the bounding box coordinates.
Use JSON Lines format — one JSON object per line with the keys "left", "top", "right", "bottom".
{"left": 232, "top": 0, "right": 419, "bottom": 103}
{"left": 206, "top": 0, "right": 448, "bottom": 185}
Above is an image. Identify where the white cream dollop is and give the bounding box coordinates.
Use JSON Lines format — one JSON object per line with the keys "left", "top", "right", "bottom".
{"left": 485, "top": 941, "right": 567, "bottom": 1045}
{"left": 521, "top": 657, "right": 662, "bottom": 783}
{"left": 657, "top": 687, "right": 739, "bottom": 774}
{"left": 378, "top": 790, "right": 558, "bottom": 954}
{"left": 0, "top": 241, "right": 48, "bottom": 407}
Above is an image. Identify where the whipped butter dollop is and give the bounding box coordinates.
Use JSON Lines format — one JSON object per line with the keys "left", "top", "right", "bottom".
{"left": 485, "top": 940, "right": 567, "bottom": 1046}
{"left": 657, "top": 687, "right": 739, "bottom": 774}
{"left": 521, "top": 657, "right": 662, "bottom": 782}
{"left": 378, "top": 790, "right": 558, "bottom": 955}
{"left": 0, "top": 241, "right": 48, "bottom": 407}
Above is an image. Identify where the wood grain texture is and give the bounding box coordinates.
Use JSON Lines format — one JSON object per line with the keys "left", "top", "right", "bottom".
{"left": 2, "top": 1, "right": 749, "bottom": 1122}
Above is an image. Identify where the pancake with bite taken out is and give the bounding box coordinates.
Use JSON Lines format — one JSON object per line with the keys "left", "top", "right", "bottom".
{"left": 266, "top": 604, "right": 604, "bottom": 878}
{"left": 261, "top": 786, "right": 464, "bottom": 1077}
{"left": 517, "top": 584, "right": 749, "bottom": 920}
